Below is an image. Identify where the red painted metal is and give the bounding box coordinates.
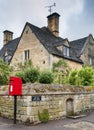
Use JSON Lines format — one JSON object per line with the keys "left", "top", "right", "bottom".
{"left": 9, "top": 76, "right": 22, "bottom": 96}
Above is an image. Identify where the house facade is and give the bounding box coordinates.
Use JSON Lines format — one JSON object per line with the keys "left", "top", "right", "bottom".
{"left": 0, "top": 12, "right": 94, "bottom": 71}
{"left": 70, "top": 34, "right": 94, "bottom": 66}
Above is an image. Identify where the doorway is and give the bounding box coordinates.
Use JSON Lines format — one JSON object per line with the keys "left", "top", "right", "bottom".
{"left": 66, "top": 98, "right": 74, "bottom": 116}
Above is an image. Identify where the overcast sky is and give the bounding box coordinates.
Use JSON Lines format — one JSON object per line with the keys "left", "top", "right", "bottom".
{"left": 0, "top": 0, "right": 94, "bottom": 49}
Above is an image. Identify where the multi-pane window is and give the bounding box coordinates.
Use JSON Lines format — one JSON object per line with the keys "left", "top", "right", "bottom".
{"left": 63, "top": 46, "right": 69, "bottom": 57}
{"left": 24, "top": 50, "right": 30, "bottom": 61}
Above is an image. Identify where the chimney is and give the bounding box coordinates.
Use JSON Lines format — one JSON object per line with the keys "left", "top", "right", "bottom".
{"left": 3, "top": 30, "right": 13, "bottom": 45}
{"left": 47, "top": 12, "right": 60, "bottom": 37}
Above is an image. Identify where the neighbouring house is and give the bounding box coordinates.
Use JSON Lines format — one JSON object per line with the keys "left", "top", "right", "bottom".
{"left": 0, "top": 12, "right": 94, "bottom": 71}
{"left": 70, "top": 34, "right": 94, "bottom": 66}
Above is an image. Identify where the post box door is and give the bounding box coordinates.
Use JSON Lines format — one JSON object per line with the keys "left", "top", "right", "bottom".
{"left": 9, "top": 76, "right": 22, "bottom": 96}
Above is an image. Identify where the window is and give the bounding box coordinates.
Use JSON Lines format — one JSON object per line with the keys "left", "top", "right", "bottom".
{"left": 88, "top": 56, "right": 94, "bottom": 65}
{"left": 43, "top": 60, "right": 45, "bottom": 64}
{"left": 88, "top": 47, "right": 94, "bottom": 66}
{"left": 63, "top": 46, "right": 69, "bottom": 56}
{"left": 4, "top": 55, "right": 11, "bottom": 63}
{"left": 24, "top": 50, "right": 30, "bottom": 61}
{"left": 4, "top": 51, "right": 11, "bottom": 63}
{"left": 89, "top": 57, "right": 92, "bottom": 65}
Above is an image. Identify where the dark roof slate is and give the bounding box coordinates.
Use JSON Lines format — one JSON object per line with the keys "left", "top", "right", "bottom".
{"left": 70, "top": 37, "right": 88, "bottom": 57}
{"left": 0, "top": 22, "right": 83, "bottom": 64}
{"left": 0, "top": 37, "right": 20, "bottom": 63}
{"left": 27, "top": 22, "right": 82, "bottom": 63}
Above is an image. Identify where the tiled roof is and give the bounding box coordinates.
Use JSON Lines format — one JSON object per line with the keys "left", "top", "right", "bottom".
{"left": 70, "top": 37, "right": 88, "bottom": 57}
{"left": 0, "top": 37, "right": 20, "bottom": 63}
{"left": 0, "top": 22, "right": 83, "bottom": 64}
{"left": 27, "top": 22, "right": 82, "bottom": 63}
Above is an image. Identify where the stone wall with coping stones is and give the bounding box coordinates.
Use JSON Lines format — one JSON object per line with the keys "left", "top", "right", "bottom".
{"left": 0, "top": 84, "right": 94, "bottom": 124}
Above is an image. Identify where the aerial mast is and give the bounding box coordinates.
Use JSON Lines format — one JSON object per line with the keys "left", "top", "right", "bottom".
{"left": 45, "top": 3, "right": 56, "bottom": 15}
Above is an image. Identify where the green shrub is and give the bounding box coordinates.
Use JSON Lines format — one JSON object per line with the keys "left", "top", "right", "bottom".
{"left": 17, "top": 60, "right": 33, "bottom": 71}
{"left": 78, "top": 66, "right": 94, "bottom": 86}
{"left": 0, "top": 74, "right": 8, "bottom": 85}
{"left": 68, "top": 66, "right": 94, "bottom": 86}
{"left": 39, "top": 70, "right": 54, "bottom": 84}
{"left": 68, "top": 70, "right": 78, "bottom": 85}
{"left": 25, "top": 68, "right": 40, "bottom": 83}
{"left": 53, "top": 59, "right": 68, "bottom": 72}
{"left": 38, "top": 109, "right": 49, "bottom": 123}
{"left": 15, "top": 67, "right": 40, "bottom": 83}
{"left": 15, "top": 71, "right": 27, "bottom": 84}
{"left": 15, "top": 60, "right": 40, "bottom": 83}
{"left": 0, "top": 58, "right": 12, "bottom": 85}
{"left": 53, "top": 60, "right": 69, "bottom": 84}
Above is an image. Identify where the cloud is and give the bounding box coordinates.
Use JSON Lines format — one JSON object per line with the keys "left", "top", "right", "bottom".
{"left": 61, "top": 0, "right": 94, "bottom": 40}
{"left": 0, "top": 0, "right": 49, "bottom": 48}
{"left": 0, "top": 0, "right": 93, "bottom": 48}
{"left": 57, "top": 0, "right": 84, "bottom": 38}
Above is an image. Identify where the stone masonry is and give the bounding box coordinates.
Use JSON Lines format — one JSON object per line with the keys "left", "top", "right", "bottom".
{"left": 9, "top": 24, "right": 82, "bottom": 71}
{"left": 0, "top": 84, "right": 94, "bottom": 124}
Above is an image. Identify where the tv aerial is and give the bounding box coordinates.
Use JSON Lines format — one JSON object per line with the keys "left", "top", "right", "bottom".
{"left": 45, "top": 3, "right": 56, "bottom": 15}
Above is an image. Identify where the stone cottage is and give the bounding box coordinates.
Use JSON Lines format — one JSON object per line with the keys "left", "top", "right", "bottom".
{"left": 0, "top": 12, "right": 94, "bottom": 71}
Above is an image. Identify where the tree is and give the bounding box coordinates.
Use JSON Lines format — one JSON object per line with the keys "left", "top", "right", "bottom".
{"left": 68, "top": 69, "right": 78, "bottom": 85}
{"left": 53, "top": 60, "right": 69, "bottom": 84}
{"left": 68, "top": 66, "right": 94, "bottom": 86}
{"left": 0, "top": 58, "right": 12, "bottom": 85}
{"left": 39, "top": 70, "right": 54, "bottom": 84}
{"left": 25, "top": 67, "right": 40, "bottom": 83}
{"left": 15, "top": 60, "right": 40, "bottom": 83}
{"left": 78, "top": 66, "right": 94, "bottom": 86}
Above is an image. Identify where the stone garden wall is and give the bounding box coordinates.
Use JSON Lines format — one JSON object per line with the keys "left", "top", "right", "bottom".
{"left": 0, "top": 84, "right": 94, "bottom": 124}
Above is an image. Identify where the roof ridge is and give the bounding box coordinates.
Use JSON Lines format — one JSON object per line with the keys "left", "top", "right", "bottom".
{"left": 27, "top": 22, "right": 42, "bottom": 30}
{"left": 27, "top": 22, "right": 60, "bottom": 39}
{"left": 26, "top": 22, "right": 82, "bottom": 64}
{"left": 70, "top": 36, "right": 88, "bottom": 43}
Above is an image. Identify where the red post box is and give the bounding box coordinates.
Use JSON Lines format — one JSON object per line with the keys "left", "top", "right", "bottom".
{"left": 9, "top": 76, "right": 22, "bottom": 96}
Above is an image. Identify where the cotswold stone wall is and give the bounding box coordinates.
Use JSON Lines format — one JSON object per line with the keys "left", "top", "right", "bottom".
{"left": 0, "top": 84, "right": 94, "bottom": 124}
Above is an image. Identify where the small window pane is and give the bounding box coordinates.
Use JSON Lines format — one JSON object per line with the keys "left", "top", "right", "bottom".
{"left": 24, "top": 50, "right": 30, "bottom": 61}
{"left": 89, "top": 56, "right": 93, "bottom": 65}
{"left": 90, "top": 57, "right": 92, "bottom": 65}
{"left": 63, "top": 46, "right": 69, "bottom": 57}
{"left": 4, "top": 55, "right": 11, "bottom": 63}
{"left": 67, "top": 48, "right": 69, "bottom": 56}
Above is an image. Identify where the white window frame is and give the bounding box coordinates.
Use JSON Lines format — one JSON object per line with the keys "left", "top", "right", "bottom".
{"left": 89, "top": 56, "right": 93, "bottom": 65}
{"left": 63, "top": 46, "right": 69, "bottom": 57}
{"left": 88, "top": 55, "right": 94, "bottom": 66}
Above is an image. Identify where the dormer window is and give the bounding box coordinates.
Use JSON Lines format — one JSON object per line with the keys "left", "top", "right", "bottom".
{"left": 4, "top": 51, "right": 11, "bottom": 63}
{"left": 63, "top": 46, "right": 69, "bottom": 57}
